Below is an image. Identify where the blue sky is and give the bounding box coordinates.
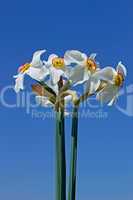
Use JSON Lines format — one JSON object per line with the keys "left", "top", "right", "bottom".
{"left": 0, "top": 0, "right": 133, "bottom": 199}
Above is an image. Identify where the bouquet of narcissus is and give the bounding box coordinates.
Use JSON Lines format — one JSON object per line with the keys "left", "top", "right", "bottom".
{"left": 13, "top": 50, "right": 127, "bottom": 200}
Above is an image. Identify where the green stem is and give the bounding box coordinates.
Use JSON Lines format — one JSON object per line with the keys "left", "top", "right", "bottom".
{"left": 55, "top": 111, "right": 61, "bottom": 200}
{"left": 68, "top": 106, "right": 79, "bottom": 200}
{"left": 60, "top": 107, "right": 66, "bottom": 200}
{"left": 55, "top": 109, "right": 66, "bottom": 200}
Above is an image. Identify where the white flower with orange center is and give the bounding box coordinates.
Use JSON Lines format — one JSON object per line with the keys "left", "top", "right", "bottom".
{"left": 64, "top": 50, "right": 101, "bottom": 93}
{"left": 44, "top": 54, "right": 71, "bottom": 85}
{"left": 14, "top": 50, "right": 49, "bottom": 93}
{"left": 95, "top": 61, "right": 127, "bottom": 105}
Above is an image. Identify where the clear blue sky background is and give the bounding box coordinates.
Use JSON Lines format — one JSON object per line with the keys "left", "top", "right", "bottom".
{"left": 0, "top": 0, "right": 133, "bottom": 200}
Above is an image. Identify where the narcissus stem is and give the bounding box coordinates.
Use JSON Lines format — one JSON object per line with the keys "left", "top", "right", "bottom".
{"left": 55, "top": 111, "right": 61, "bottom": 200}
{"left": 68, "top": 106, "right": 79, "bottom": 200}
{"left": 60, "top": 107, "right": 66, "bottom": 200}
{"left": 55, "top": 109, "right": 66, "bottom": 200}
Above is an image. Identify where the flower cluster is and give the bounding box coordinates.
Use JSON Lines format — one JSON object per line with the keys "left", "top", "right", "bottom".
{"left": 14, "top": 49, "right": 127, "bottom": 109}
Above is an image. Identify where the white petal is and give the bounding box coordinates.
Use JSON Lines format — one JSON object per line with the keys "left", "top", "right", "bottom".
{"left": 64, "top": 57, "right": 71, "bottom": 66}
{"left": 64, "top": 111, "right": 70, "bottom": 116}
{"left": 47, "top": 54, "right": 58, "bottom": 66}
{"left": 36, "top": 96, "right": 53, "bottom": 107}
{"left": 108, "top": 96, "right": 117, "bottom": 106}
{"left": 14, "top": 73, "right": 24, "bottom": 93}
{"left": 89, "top": 53, "right": 97, "bottom": 60}
{"left": 63, "top": 66, "right": 73, "bottom": 79}
{"left": 85, "top": 77, "right": 100, "bottom": 94}
{"left": 96, "top": 83, "right": 119, "bottom": 105}
{"left": 27, "top": 66, "right": 49, "bottom": 81}
{"left": 49, "top": 67, "right": 64, "bottom": 85}
{"left": 64, "top": 50, "right": 87, "bottom": 65}
{"left": 31, "top": 50, "right": 46, "bottom": 68}
{"left": 46, "top": 79, "right": 59, "bottom": 95}
{"left": 69, "top": 65, "right": 89, "bottom": 86}
{"left": 84, "top": 67, "right": 91, "bottom": 81}
{"left": 94, "top": 67, "right": 117, "bottom": 82}
{"left": 64, "top": 95, "right": 72, "bottom": 104}
{"left": 116, "top": 61, "right": 127, "bottom": 77}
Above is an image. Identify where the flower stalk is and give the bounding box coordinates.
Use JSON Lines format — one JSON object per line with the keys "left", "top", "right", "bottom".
{"left": 55, "top": 78, "right": 66, "bottom": 200}
{"left": 13, "top": 49, "right": 127, "bottom": 200}
{"left": 68, "top": 105, "right": 79, "bottom": 200}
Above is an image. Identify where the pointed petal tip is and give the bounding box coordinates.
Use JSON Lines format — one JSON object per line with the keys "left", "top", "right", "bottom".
{"left": 89, "top": 53, "right": 97, "bottom": 60}
{"left": 117, "top": 61, "right": 127, "bottom": 77}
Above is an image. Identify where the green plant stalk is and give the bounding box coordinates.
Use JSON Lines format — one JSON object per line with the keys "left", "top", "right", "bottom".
{"left": 55, "top": 108, "right": 66, "bottom": 200}
{"left": 55, "top": 111, "right": 61, "bottom": 200}
{"left": 68, "top": 106, "right": 79, "bottom": 200}
{"left": 60, "top": 107, "right": 66, "bottom": 200}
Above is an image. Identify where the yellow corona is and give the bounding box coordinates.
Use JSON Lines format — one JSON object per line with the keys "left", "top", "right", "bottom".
{"left": 52, "top": 58, "right": 65, "bottom": 69}
{"left": 19, "top": 63, "right": 31, "bottom": 73}
{"left": 86, "top": 58, "right": 97, "bottom": 72}
{"left": 114, "top": 73, "right": 124, "bottom": 87}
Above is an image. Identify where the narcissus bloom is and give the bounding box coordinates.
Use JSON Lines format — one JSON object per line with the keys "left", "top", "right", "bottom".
{"left": 13, "top": 49, "right": 127, "bottom": 109}
{"left": 64, "top": 50, "right": 100, "bottom": 93}
{"left": 96, "top": 62, "right": 127, "bottom": 105}
{"left": 14, "top": 50, "right": 49, "bottom": 93}
{"left": 44, "top": 54, "right": 71, "bottom": 85}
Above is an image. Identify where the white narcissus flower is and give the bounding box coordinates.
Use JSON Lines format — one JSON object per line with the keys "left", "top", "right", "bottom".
{"left": 14, "top": 50, "right": 49, "bottom": 93}
{"left": 95, "top": 62, "right": 127, "bottom": 106}
{"left": 44, "top": 54, "right": 71, "bottom": 85}
{"left": 64, "top": 50, "right": 100, "bottom": 93}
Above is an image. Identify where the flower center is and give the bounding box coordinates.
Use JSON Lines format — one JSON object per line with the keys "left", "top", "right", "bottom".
{"left": 52, "top": 58, "right": 65, "bottom": 69}
{"left": 18, "top": 63, "right": 31, "bottom": 73}
{"left": 86, "top": 58, "right": 97, "bottom": 72}
{"left": 114, "top": 73, "right": 124, "bottom": 87}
